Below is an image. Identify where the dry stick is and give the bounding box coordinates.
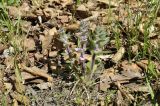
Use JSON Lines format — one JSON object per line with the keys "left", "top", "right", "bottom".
{"left": 20, "top": 64, "right": 53, "bottom": 82}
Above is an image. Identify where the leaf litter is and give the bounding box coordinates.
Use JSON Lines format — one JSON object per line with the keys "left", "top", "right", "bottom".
{"left": 0, "top": 0, "right": 160, "bottom": 105}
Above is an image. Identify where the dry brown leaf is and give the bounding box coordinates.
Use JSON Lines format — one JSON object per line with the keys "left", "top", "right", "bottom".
{"left": 100, "top": 68, "right": 115, "bottom": 91}
{"left": 76, "top": 4, "right": 90, "bottom": 19}
{"left": 86, "top": 1, "right": 95, "bottom": 10}
{"left": 49, "top": 51, "right": 57, "bottom": 57}
{"left": 58, "top": 15, "right": 69, "bottom": 23}
{"left": 60, "top": 0, "right": 73, "bottom": 7}
{"left": 66, "top": 23, "right": 80, "bottom": 31}
{"left": 21, "top": 72, "right": 37, "bottom": 81}
{"left": 136, "top": 60, "right": 160, "bottom": 74}
{"left": 96, "top": 0, "right": 119, "bottom": 7}
{"left": 112, "top": 47, "right": 125, "bottom": 63}
{"left": 43, "top": 8, "right": 57, "bottom": 19}
{"left": 120, "top": 61, "right": 142, "bottom": 78}
{"left": 81, "top": 11, "right": 99, "bottom": 22}
{"left": 150, "top": 38, "right": 160, "bottom": 48}
{"left": 124, "top": 83, "right": 149, "bottom": 92}
{"left": 0, "top": 44, "right": 7, "bottom": 54}
{"left": 20, "top": 64, "right": 53, "bottom": 82}
{"left": 24, "top": 37, "right": 36, "bottom": 52}
{"left": 4, "top": 83, "right": 12, "bottom": 94}
{"left": 131, "top": 44, "right": 139, "bottom": 55}
{"left": 100, "top": 64, "right": 143, "bottom": 91}
{"left": 4, "top": 56, "right": 14, "bottom": 70}
{"left": 8, "top": 6, "right": 21, "bottom": 18}
{"left": 42, "top": 27, "right": 57, "bottom": 55}
{"left": 36, "top": 82, "right": 52, "bottom": 90}
{"left": 34, "top": 52, "right": 43, "bottom": 61}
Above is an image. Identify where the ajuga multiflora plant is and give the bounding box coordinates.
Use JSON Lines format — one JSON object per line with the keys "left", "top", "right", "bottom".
{"left": 59, "top": 21, "right": 110, "bottom": 83}
{"left": 87, "top": 26, "right": 110, "bottom": 80}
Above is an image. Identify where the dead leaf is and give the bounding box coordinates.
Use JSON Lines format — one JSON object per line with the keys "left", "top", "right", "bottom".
{"left": 124, "top": 83, "right": 149, "bottom": 92}
{"left": 42, "top": 27, "right": 57, "bottom": 55}
{"left": 4, "top": 83, "right": 12, "bottom": 94}
{"left": 34, "top": 52, "right": 43, "bottom": 61}
{"left": 112, "top": 47, "right": 125, "bottom": 63}
{"left": 60, "top": 0, "right": 73, "bottom": 7}
{"left": 21, "top": 72, "right": 37, "bottom": 81}
{"left": 58, "top": 15, "right": 69, "bottom": 23}
{"left": 49, "top": 51, "right": 57, "bottom": 57}
{"left": 8, "top": 6, "right": 21, "bottom": 18}
{"left": 76, "top": 4, "right": 90, "bottom": 19}
{"left": 23, "top": 37, "right": 36, "bottom": 52}
{"left": 120, "top": 61, "right": 142, "bottom": 78}
{"left": 20, "top": 64, "right": 53, "bottom": 82}
{"left": 100, "top": 68, "right": 115, "bottom": 91}
{"left": 66, "top": 23, "right": 80, "bottom": 31}
{"left": 81, "top": 11, "right": 99, "bottom": 22}
{"left": 0, "top": 44, "right": 7, "bottom": 54}
{"left": 131, "top": 44, "right": 139, "bottom": 55}
{"left": 96, "top": 0, "right": 119, "bottom": 7}
{"left": 36, "top": 82, "right": 52, "bottom": 90}
{"left": 86, "top": 1, "right": 95, "bottom": 10}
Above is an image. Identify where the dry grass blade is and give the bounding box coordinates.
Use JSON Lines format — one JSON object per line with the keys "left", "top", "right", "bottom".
{"left": 10, "top": 91, "right": 30, "bottom": 106}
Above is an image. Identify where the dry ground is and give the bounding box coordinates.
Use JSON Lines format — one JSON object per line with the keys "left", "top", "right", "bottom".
{"left": 0, "top": 0, "right": 160, "bottom": 105}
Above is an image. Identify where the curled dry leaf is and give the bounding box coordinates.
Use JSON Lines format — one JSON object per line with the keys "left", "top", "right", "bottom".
{"left": 20, "top": 64, "right": 53, "bottom": 82}
{"left": 42, "top": 27, "right": 57, "bottom": 55}
{"left": 24, "top": 37, "right": 36, "bottom": 52}
{"left": 112, "top": 47, "right": 125, "bottom": 63}
{"left": 136, "top": 60, "right": 160, "bottom": 74}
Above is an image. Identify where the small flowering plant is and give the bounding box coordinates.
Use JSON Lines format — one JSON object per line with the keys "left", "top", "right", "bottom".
{"left": 59, "top": 21, "right": 110, "bottom": 82}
